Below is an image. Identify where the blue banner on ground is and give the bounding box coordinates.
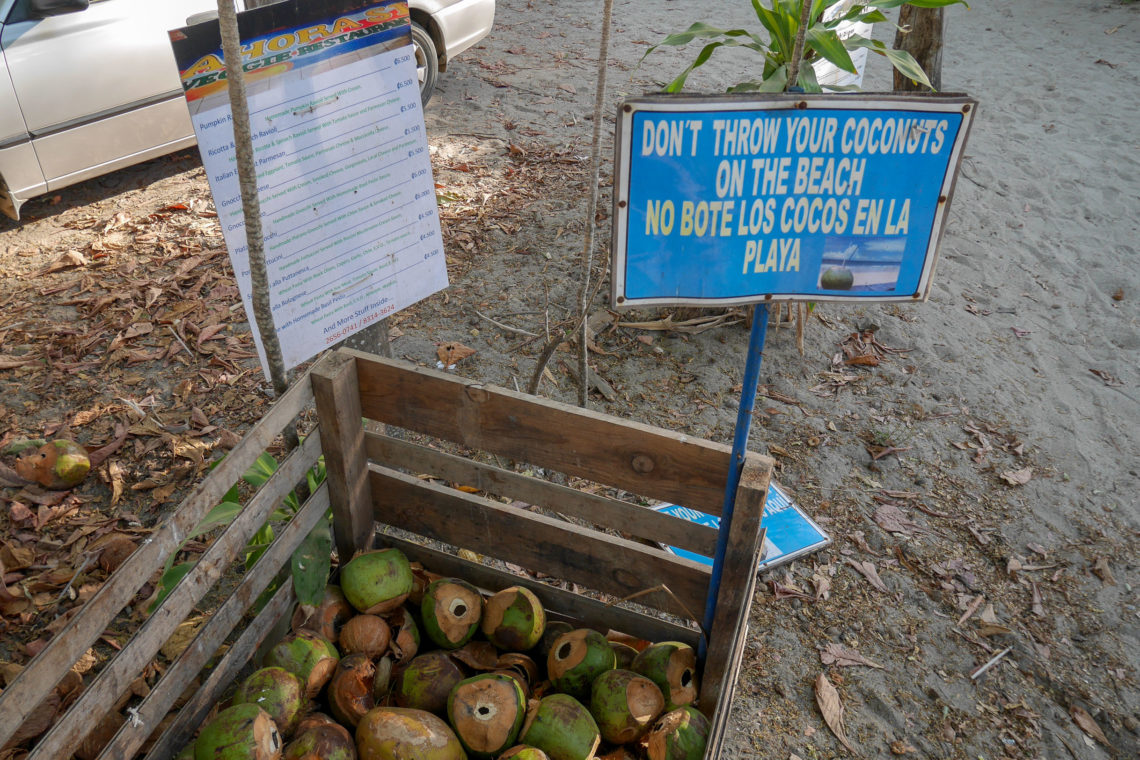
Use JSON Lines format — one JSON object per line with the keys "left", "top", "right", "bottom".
{"left": 612, "top": 94, "right": 976, "bottom": 307}
{"left": 653, "top": 480, "right": 830, "bottom": 573}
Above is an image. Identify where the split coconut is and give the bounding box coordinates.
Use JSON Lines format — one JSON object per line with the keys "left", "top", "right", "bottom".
{"left": 327, "top": 653, "right": 376, "bottom": 729}
{"left": 631, "top": 642, "right": 698, "bottom": 711}
{"left": 263, "top": 629, "right": 340, "bottom": 700}
{"left": 481, "top": 586, "right": 546, "bottom": 651}
{"left": 194, "top": 703, "right": 282, "bottom": 760}
{"left": 421, "top": 578, "right": 483, "bottom": 650}
{"left": 645, "top": 706, "right": 710, "bottom": 760}
{"left": 446, "top": 673, "right": 527, "bottom": 757}
{"left": 547, "top": 628, "right": 616, "bottom": 699}
{"left": 589, "top": 669, "right": 665, "bottom": 745}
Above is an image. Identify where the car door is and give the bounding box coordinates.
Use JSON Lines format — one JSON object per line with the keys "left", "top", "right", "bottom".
{"left": 1, "top": 0, "right": 220, "bottom": 190}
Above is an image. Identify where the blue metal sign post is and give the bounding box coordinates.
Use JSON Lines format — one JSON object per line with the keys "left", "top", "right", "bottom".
{"left": 699, "top": 303, "right": 768, "bottom": 654}
{"left": 610, "top": 93, "right": 976, "bottom": 658}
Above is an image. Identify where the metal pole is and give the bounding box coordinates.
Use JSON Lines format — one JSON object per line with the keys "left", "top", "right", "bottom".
{"left": 700, "top": 304, "right": 769, "bottom": 656}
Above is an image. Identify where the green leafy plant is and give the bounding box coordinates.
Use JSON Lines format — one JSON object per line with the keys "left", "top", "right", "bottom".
{"left": 150, "top": 450, "right": 331, "bottom": 613}
{"left": 646, "top": 0, "right": 966, "bottom": 94}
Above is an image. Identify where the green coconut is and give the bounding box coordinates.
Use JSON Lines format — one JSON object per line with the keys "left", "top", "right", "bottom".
{"left": 645, "top": 706, "right": 710, "bottom": 760}
{"left": 519, "top": 694, "right": 601, "bottom": 760}
{"left": 498, "top": 747, "right": 550, "bottom": 760}
{"left": 263, "top": 629, "right": 340, "bottom": 699}
{"left": 394, "top": 650, "right": 466, "bottom": 714}
{"left": 15, "top": 439, "right": 90, "bottom": 489}
{"left": 546, "top": 629, "right": 616, "bottom": 700}
{"left": 446, "top": 673, "right": 527, "bottom": 758}
{"left": 538, "top": 621, "right": 574, "bottom": 657}
{"left": 480, "top": 586, "right": 546, "bottom": 651}
{"left": 232, "top": 666, "right": 308, "bottom": 738}
{"left": 820, "top": 266, "right": 855, "bottom": 290}
{"left": 355, "top": 706, "right": 466, "bottom": 760}
{"left": 283, "top": 713, "right": 355, "bottom": 760}
{"left": 174, "top": 742, "right": 196, "bottom": 760}
{"left": 609, "top": 642, "right": 639, "bottom": 670}
{"left": 194, "top": 703, "right": 282, "bottom": 760}
{"left": 630, "top": 642, "right": 698, "bottom": 711}
{"left": 421, "top": 578, "right": 483, "bottom": 650}
{"left": 589, "top": 669, "right": 665, "bottom": 745}
{"left": 340, "top": 549, "right": 415, "bottom": 615}
{"left": 327, "top": 653, "right": 376, "bottom": 729}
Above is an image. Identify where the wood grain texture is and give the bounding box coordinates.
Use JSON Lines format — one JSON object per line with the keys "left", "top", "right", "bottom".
{"left": 95, "top": 485, "right": 331, "bottom": 760}
{"left": 365, "top": 431, "right": 719, "bottom": 556}
{"left": 30, "top": 433, "right": 323, "bottom": 760}
{"left": 699, "top": 454, "right": 772, "bottom": 718}
{"left": 349, "top": 351, "right": 734, "bottom": 514}
{"left": 312, "top": 350, "right": 373, "bottom": 560}
{"left": 0, "top": 377, "right": 314, "bottom": 750}
{"left": 374, "top": 533, "right": 701, "bottom": 648}
{"left": 368, "top": 463, "right": 711, "bottom": 618}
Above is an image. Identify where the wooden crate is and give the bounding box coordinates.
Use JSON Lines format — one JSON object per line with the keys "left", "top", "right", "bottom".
{"left": 0, "top": 349, "right": 772, "bottom": 759}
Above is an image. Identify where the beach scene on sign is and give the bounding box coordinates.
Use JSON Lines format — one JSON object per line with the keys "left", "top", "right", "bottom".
{"left": 817, "top": 237, "right": 904, "bottom": 292}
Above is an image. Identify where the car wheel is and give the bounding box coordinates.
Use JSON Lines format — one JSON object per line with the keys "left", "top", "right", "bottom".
{"left": 410, "top": 22, "right": 439, "bottom": 107}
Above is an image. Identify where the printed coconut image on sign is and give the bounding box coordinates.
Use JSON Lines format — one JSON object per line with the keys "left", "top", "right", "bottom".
{"left": 611, "top": 93, "right": 976, "bottom": 307}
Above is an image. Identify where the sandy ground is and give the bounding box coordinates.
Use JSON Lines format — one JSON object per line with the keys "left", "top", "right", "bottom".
{"left": 1, "top": 0, "right": 1138, "bottom": 758}
{"left": 417, "top": 3, "right": 1140, "bottom": 754}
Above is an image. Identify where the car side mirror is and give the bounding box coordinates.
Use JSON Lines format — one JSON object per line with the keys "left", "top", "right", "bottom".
{"left": 27, "top": 0, "right": 90, "bottom": 19}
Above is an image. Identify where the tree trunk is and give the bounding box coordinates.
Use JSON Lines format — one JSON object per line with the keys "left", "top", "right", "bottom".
{"left": 893, "top": 6, "right": 944, "bottom": 92}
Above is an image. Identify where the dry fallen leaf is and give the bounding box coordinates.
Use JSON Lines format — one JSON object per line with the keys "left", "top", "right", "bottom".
{"left": 811, "top": 572, "right": 831, "bottom": 601}
{"left": 436, "top": 341, "right": 476, "bottom": 367}
{"left": 845, "top": 558, "right": 890, "bottom": 593}
{"left": 1091, "top": 557, "right": 1116, "bottom": 585}
{"left": 1089, "top": 368, "right": 1123, "bottom": 387}
{"left": 814, "top": 673, "right": 855, "bottom": 753}
{"left": 1070, "top": 705, "right": 1111, "bottom": 748}
{"left": 820, "top": 642, "right": 883, "bottom": 669}
{"left": 873, "top": 504, "right": 926, "bottom": 536}
{"left": 1000, "top": 467, "right": 1033, "bottom": 486}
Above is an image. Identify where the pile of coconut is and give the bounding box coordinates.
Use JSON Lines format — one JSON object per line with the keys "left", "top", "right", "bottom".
{"left": 182, "top": 547, "right": 709, "bottom": 760}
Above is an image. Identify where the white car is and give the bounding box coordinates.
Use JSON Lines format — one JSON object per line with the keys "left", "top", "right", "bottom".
{"left": 0, "top": 0, "right": 494, "bottom": 220}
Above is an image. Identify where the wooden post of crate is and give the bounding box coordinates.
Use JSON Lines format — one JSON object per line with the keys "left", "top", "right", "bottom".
{"left": 700, "top": 455, "right": 770, "bottom": 755}
{"left": 312, "top": 351, "right": 373, "bottom": 561}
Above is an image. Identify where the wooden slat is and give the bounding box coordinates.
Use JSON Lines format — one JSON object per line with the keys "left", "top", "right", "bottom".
{"left": 698, "top": 454, "right": 771, "bottom": 718}
{"left": 97, "top": 484, "right": 331, "bottom": 760}
{"left": 369, "top": 464, "right": 711, "bottom": 618}
{"left": 365, "top": 431, "right": 719, "bottom": 556}
{"left": 350, "top": 351, "right": 733, "bottom": 514}
{"left": 30, "top": 432, "right": 324, "bottom": 760}
{"left": 312, "top": 351, "right": 373, "bottom": 561}
{"left": 375, "top": 534, "right": 700, "bottom": 649}
{"left": 142, "top": 581, "right": 297, "bottom": 760}
{"left": 0, "top": 376, "right": 314, "bottom": 750}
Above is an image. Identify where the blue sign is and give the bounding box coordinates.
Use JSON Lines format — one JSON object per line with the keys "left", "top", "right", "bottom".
{"left": 653, "top": 480, "right": 830, "bottom": 572}
{"left": 612, "top": 94, "right": 976, "bottom": 307}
